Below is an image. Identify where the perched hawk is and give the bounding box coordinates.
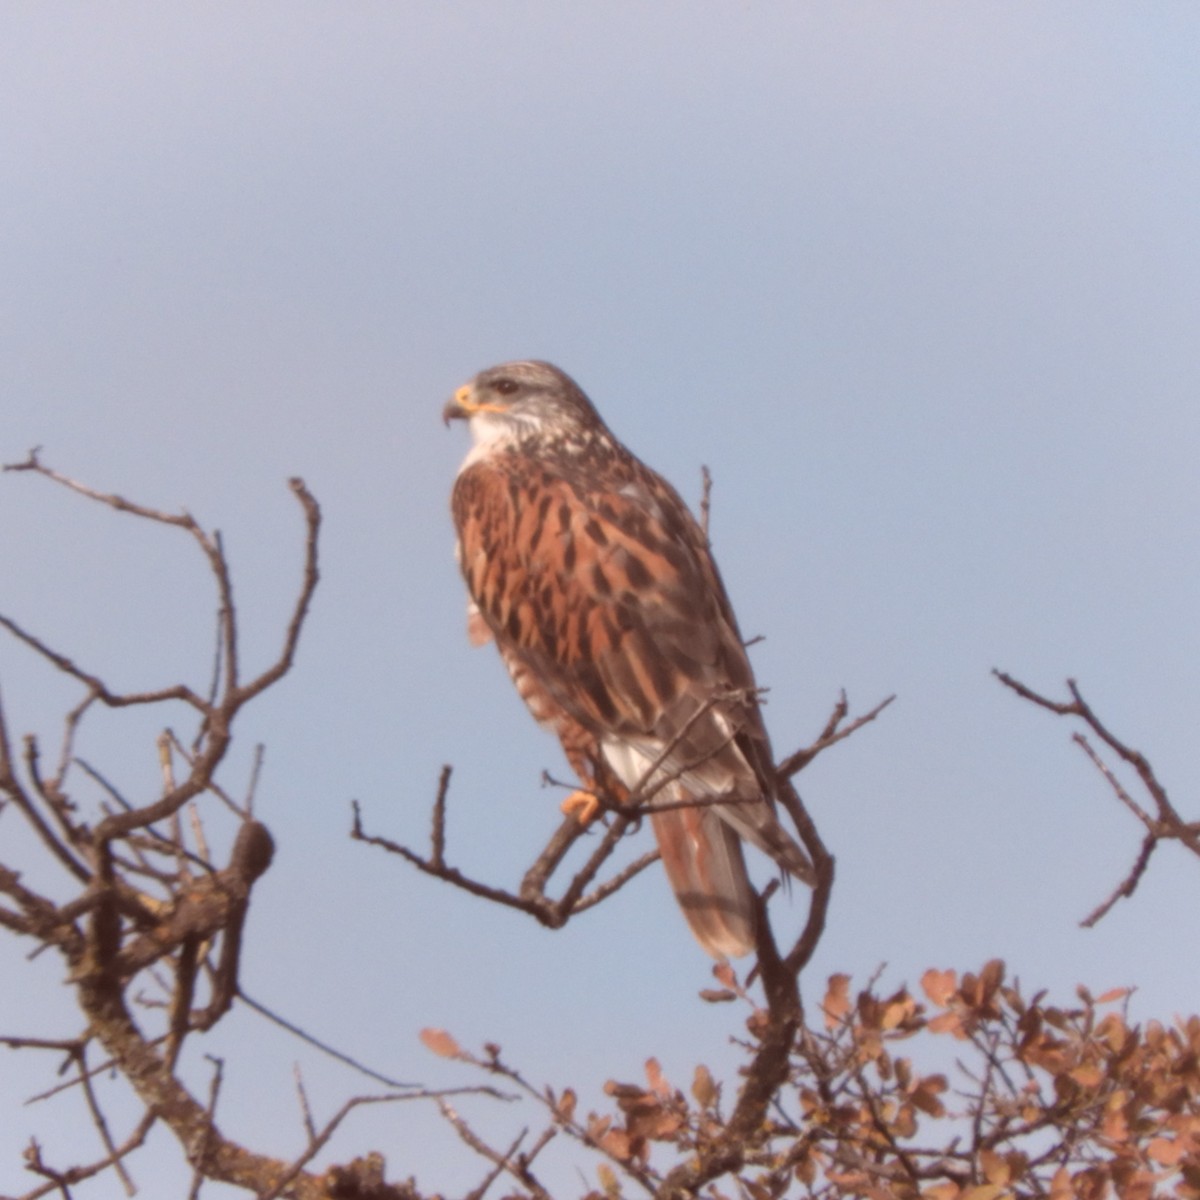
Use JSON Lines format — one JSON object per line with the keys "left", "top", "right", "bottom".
{"left": 445, "top": 360, "right": 812, "bottom": 957}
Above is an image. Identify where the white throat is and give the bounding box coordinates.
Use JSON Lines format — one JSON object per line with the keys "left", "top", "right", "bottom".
{"left": 457, "top": 410, "right": 522, "bottom": 473}
{"left": 456, "top": 406, "right": 572, "bottom": 473}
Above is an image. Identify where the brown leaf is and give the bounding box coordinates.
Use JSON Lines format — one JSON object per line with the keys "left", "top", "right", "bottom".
{"left": 713, "top": 961, "right": 737, "bottom": 989}
{"left": 882, "top": 993, "right": 917, "bottom": 1030}
{"left": 628, "top": 1101, "right": 683, "bottom": 1142}
{"left": 1070, "top": 1063, "right": 1104, "bottom": 1089}
{"left": 556, "top": 1088, "right": 577, "bottom": 1123}
{"left": 1021, "top": 1035, "right": 1070, "bottom": 1074}
{"left": 923, "top": 1184, "right": 960, "bottom": 1200}
{"left": 824, "top": 973, "right": 852, "bottom": 1030}
{"left": 599, "top": 1127, "right": 635, "bottom": 1163}
{"left": 587, "top": 1114, "right": 612, "bottom": 1141}
{"left": 692, "top": 1064, "right": 718, "bottom": 1109}
{"left": 645, "top": 1057, "right": 670, "bottom": 1099}
{"left": 699, "top": 988, "right": 738, "bottom": 1003}
{"left": 1095, "top": 1012, "right": 1129, "bottom": 1054}
{"left": 743, "top": 1179, "right": 773, "bottom": 1200}
{"left": 977, "top": 958, "right": 1005, "bottom": 1001}
{"left": 1074, "top": 1166, "right": 1110, "bottom": 1200}
{"left": 959, "top": 1185, "right": 1005, "bottom": 1200}
{"left": 911, "top": 1075, "right": 948, "bottom": 1117}
{"left": 1048, "top": 1166, "right": 1072, "bottom": 1200}
{"left": 793, "top": 1149, "right": 817, "bottom": 1187}
{"left": 1101, "top": 1097, "right": 1129, "bottom": 1143}
{"left": 419, "top": 1027, "right": 462, "bottom": 1059}
{"left": 921, "top": 968, "right": 958, "bottom": 1007}
{"left": 979, "top": 1149, "right": 1010, "bottom": 1186}
{"left": 929, "top": 1010, "right": 967, "bottom": 1039}
{"left": 1113, "top": 1168, "right": 1155, "bottom": 1200}
{"left": 1148, "top": 1137, "right": 1184, "bottom": 1166}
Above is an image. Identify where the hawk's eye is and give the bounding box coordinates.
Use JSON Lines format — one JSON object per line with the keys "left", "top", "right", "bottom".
{"left": 492, "top": 379, "right": 520, "bottom": 396}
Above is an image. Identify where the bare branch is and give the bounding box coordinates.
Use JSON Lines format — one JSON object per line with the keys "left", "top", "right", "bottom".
{"left": 776, "top": 691, "right": 896, "bottom": 780}
{"left": 0, "top": 460, "right": 358, "bottom": 1198}
{"left": 353, "top": 772, "right": 656, "bottom": 934}
{"left": 237, "top": 990, "right": 419, "bottom": 1091}
{"left": 996, "top": 670, "right": 1199, "bottom": 925}
{"left": 256, "top": 1094, "right": 417, "bottom": 1200}
{"left": 188, "top": 1056, "right": 224, "bottom": 1200}
{"left": 0, "top": 616, "right": 209, "bottom": 712}
{"left": 698, "top": 464, "right": 713, "bottom": 539}
{"left": 230, "top": 477, "right": 321, "bottom": 707}
{"left": 13, "top": 1110, "right": 156, "bottom": 1200}
{"left": 437, "top": 1109, "right": 552, "bottom": 1200}
{"left": 74, "top": 1041, "right": 138, "bottom": 1196}
{"left": 0, "top": 727, "right": 91, "bottom": 885}
{"left": 1079, "top": 831, "right": 1157, "bottom": 928}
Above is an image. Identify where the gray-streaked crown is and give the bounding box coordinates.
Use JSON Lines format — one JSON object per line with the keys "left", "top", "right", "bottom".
{"left": 475, "top": 360, "right": 599, "bottom": 421}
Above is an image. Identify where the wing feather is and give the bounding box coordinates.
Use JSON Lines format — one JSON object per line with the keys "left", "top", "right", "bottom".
{"left": 453, "top": 455, "right": 739, "bottom": 731}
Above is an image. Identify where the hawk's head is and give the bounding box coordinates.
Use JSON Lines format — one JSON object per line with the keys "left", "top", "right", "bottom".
{"left": 443, "top": 360, "right": 608, "bottom": 452}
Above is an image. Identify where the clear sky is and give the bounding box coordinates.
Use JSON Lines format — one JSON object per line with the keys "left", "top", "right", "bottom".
{"left": 1, "top": 4, "right": 1198, "bottom": 1196}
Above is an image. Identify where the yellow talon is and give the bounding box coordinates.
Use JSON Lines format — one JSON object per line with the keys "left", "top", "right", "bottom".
{"left": 561, "top": 789, "right": 600, "bottom": 825}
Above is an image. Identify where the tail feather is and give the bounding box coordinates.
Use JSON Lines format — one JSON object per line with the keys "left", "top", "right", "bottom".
{"left": 650, "top": 799, "right": 756, "bottom": 959}
{"left": 717, "top": 798, "right": 815, "bottom": 887}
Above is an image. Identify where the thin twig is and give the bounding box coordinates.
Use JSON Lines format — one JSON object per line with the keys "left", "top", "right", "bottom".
{"left": 699, "top": 464, "right": 713, "bottom": 539}
{"left": 237, "top": 990, "right": 419, "bottom": 1090}
{"left": 1080, "top": 834, "right": 1157, "bottom": 928}
{"left": 776, "top": 692, "right": 896, "bottom": 780}
{"left": 229, "top": 478, "right": 321, "bottom": 707}
{"left": 256, "top": 1094, "right": 413, "bottom": 1200}
{"left": 995, "top": 670, "right": 1199, "bottom": 924}
{"left": 188, "top": 1057, "right": 223, "bottom": 1200}
{"left": 294, "top": 1064, "right": 318, "bottom": 1144}
{"left": 74, "top": 1042, "right": 138, "bottom": 1196}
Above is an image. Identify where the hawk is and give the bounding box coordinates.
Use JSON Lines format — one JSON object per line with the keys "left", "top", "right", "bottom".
{"left": 445, "top": 360, "right": 813, "bottom": 957}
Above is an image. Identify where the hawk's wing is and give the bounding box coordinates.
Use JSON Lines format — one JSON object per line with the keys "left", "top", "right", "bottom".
{"left": 452, "top": 451, "right": 813, "bottom": 897}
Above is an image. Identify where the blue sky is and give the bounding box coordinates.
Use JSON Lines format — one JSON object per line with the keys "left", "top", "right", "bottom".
{"left": 1, "top": 4, "right": 1198, "bottom": 1196}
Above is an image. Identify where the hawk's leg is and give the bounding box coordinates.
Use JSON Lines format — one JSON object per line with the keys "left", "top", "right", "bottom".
{"left": 559, "top": 764, "right": 631, "bottom": 828}
{"left": 557, "top": 727, "right": 629, "bottom": 826}
{"left": 561, "top": 787, "right": 601, "bottom": 825}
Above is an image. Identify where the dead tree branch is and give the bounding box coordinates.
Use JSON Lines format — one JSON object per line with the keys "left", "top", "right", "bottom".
{"left": 995, "top": 670, "right": 1197, "bottom": 926}
{"left": 0, "top": 459, "right": 467, "bottom": 1198}
{"left": 360, "top": 686, "right": 884, "bottom": 953}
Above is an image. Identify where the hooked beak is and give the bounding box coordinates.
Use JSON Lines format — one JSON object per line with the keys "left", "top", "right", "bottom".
{"left": 442, "top": 384, "right": 474, "bottom": 427}
{"left": 442, "top": 383, "right": 511, "bottom": 427}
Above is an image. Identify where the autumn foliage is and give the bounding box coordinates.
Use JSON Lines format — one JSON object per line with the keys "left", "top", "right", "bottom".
{"left": 416, "top": 957, "right": 1200, "bottom": 1200}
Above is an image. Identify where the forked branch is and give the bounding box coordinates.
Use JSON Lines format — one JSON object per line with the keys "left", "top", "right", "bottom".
{"left": 361, "top": 687, "right": 883, "bottom": 952}
{"left": 0, "top": 460, "right": 441, "bottom": 1197}
{"left": 995, "top": 669, "right": 1197, "bottom": 926}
